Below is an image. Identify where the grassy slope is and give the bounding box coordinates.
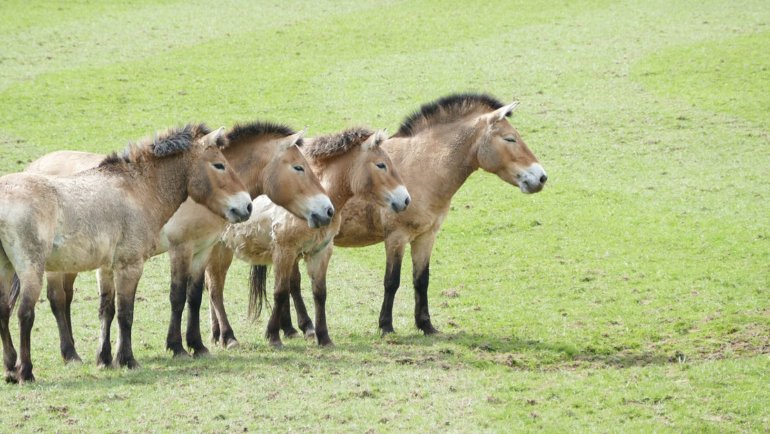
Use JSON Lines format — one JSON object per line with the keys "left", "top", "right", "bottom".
{"left": 0, "top": 0, "right": 768, "bottom": 431}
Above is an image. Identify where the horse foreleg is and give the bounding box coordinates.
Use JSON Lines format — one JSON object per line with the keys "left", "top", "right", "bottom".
{"left": 279, "top": 296, "right": 298, "bottom": 338}
{"left": 47, "top": 272, "right": 81, "bottom": 363}
{"left": 266, "top": 253, "right": 296, "bottom": 348}
{"left": 279, "top": 261, "right": 309, "bottom": 339}
{"left": 289, "top": 261, "right": 315, "bottom": 339}
{"left": 16, "top": 269, "right": 44, "bottom": 383}
{"left": 63, "top": 273, "right": 78, "bottom": 357}
{"left": 411, "top": 233, "right": 439, "bottom": 335}
{"left": 96, "top": 268, "right": 116, "bottom": 368}
{"left": 185, "top": 262, "right": 209, "bottom": 357}
{"left": 165, "top": 245, "right": 191, "bottom": 358}
{"left": 306, "top": 247, "right": 333, "bottom": 346}
{"left": 0, "top": 261, "right": 18, "bottom": 383}
{"left": 113, "top": 264, "right": 142, "bottom": 369}
{"left": 206, "top": 242, "right": 238, "bottom": 348}
{"left": 379, "top": 236, "right": 407, "bottom": 335}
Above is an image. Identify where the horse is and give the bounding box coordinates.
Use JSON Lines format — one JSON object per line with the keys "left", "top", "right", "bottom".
{"left": 257, "top": 93, "right": 547, "bottom": 337}
{"left": 0, "top": 124, "right": 252, "bottom": 383}
{"left": 205, "top": 128, "right": 410, "bottom": 348}
{"left": 24, "top": 122, "right": 333, "bottom": 361}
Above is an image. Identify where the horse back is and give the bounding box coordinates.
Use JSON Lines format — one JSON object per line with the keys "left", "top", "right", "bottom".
{"left": 26, "top": 150, "right": 103, "bottom": 177}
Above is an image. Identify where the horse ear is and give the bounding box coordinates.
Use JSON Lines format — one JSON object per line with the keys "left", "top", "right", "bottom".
{"left": 279, "top": 128, "right": 306, "bottom": 151}
{"left": 202, "top": 126, "right": 226, "bottom": 147}
{"left": 363, "top": 129, "right": 386, "bottom": 151}
{"left": 486, "top": 101, "right": 520, "bottom": 123}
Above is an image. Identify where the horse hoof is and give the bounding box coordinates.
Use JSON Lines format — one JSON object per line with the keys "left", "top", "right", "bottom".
{"left": 422, "top": 326, "right": 441, "bottom": 336}
{"left": 114, "top": 357, "right": 139, "bottom": 369}
{"left": 17, "top": 366, "right": 35, "bottom": 384}
{"left": 380, "top": 326, "right": 395, "bottom": 336}
{"left": 283, "top": 328, "right": 300, "bottom": 339}
{"left": 268, "top": 339, "right": 283, "bottom": 349}
{"left": 192, "top": 347, "right": 210, "bottom": 358}
{"left": 225, "top": 339, "right": 240, "bottom": 350}
{"left": 172, "top": 349, "right": 191, "bottom": 359}
{"left": 304, "top": 329, "right": 316, "bottom": 340}
{"left": 64, "top": 355, "right": 83, "bottom": 365}
{"left": 63, "top": 349, "right": 82, "bottom": 364}
{"left": 4, "top": 371, "right": 18, "bottom": 384}
{"left": 318, "top": 338, "right": 334, "bottom": 347}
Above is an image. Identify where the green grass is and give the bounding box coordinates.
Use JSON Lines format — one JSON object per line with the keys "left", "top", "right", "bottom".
{"left": 1, "top": 0, "right": 769, "bottom": 431}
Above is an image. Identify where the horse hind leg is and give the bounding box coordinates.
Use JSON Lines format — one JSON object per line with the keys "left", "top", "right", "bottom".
{"left": 47, "top": 272, "right": 81, "bottom": 363}
{"left": 16, "top": 269, "right": 45, "bottom": 383}
{"left": 306, "top": 248, "right": 333, "bottom": 347}
{"left": 0, "top": 256, "right": 19, "bottom": 383}
{"left": 113, "top": 264, "right": 142, "bottom": 369}
{"left": 165, "top": 246, "right": 191, "bottom": 358}
{"left": 288, "top": 261, "right": 315, "bottom": 340}
{"left": 265, "top": 254, "right": 297, "bottom": 349}
{"left": 379, "top": 237, "right": 407, "bottom": 335}
{"left": 96, "top": 268, "right": 116, "bottom": 368}
{"left": 206, "top": 243, "right": 238, "bottom": 348}
{"left": 185, "top": 267, "right": 210, "bottom": 358}
{"left": 411, "top": 233, "right": 439, "bottom": 335}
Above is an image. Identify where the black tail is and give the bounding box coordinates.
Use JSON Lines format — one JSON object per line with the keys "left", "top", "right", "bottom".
{"left": 9, "top": 273, "right": 20, "bottom": 312}
{"left": 248, "top": 265, "right": 270, "bottom": 321}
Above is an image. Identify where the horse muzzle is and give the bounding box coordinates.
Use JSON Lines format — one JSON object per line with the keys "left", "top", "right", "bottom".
{"left": 225, "top": 192, "right": 253, "bottom": 223}
{"left": 388, "top": 185, "right": 411, "bottom": 213}
{"left": 305, "top": 194, "right": 334, "bottom": 228}
{"left": 518, "top": 164, "right": 547, "bottom": 194}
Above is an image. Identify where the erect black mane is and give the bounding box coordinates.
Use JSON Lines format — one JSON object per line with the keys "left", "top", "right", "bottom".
{"left": 227, "top": 121, "right": 302, "bottom": 147}
{"left": 99, "top": 123, "right": 216, "bottom": 167}
{"left": 394, "top": 93, "right": 505, "bottom": 137}
{"left": 303, "top": 127, "right": 374, "bottom": 160}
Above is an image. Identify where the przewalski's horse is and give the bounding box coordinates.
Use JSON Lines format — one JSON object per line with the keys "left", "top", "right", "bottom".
{"left": 25, "top": 122, "right": 333, "bottom": 361}
{"left": 275, "top": 93, "right": 547, "bottom": 336}
{"left": 206, "top": 128, "right": 410, "bottom": 348}
{"left": 0, "top": 124, "right": 252, "bottom": 383}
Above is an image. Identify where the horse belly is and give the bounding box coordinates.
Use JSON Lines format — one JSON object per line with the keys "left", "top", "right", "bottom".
{"left": 45, "top": 235, "right": 112, "bottom": 272}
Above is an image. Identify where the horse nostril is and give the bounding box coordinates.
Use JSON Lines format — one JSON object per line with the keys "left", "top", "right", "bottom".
{"left": 540, "top": 174, "right": 548, "bottom": 184}
{"left": 404, "top": 196, "right": 410, "bottom": 206}
{"left": 326, "top": 207, "right": 335, "bottom": 218}
{"left": 246, "top": 203, "right": 253, "bottom": 213}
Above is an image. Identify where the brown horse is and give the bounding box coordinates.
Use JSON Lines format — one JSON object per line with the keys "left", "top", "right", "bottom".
{"left": 25, "top": 122, "right": 333, "bottom": 360}
{"left": 206, "top": 128, "right": 410, "bottom": 348}
{"left": 268, "top": 93, "right": 547, "bottom": 336}
{"left": 0, "top": 124, "right": 252, "bottom": 382}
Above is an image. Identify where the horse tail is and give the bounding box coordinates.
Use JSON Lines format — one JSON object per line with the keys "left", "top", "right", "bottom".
{"left": 9, "top": 273, "right": 20, "bottom": 312}
{"left": 248, "top": 265, "right": 270, "bottom": 321}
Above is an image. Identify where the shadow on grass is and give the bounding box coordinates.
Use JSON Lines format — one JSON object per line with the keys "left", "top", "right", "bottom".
{"left": 375, "top": 330, "right": 685, "bottom": 370}
{"left": 16, "top": 329, "right": 700, "bottom": 391}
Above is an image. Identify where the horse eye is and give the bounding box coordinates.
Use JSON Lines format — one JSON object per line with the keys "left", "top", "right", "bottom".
{"left": 212, "top": 163, "right": 226, "bottom": 171}
{"left": 504, "top": 137, "right": 517, "bottom": 143}
{"left": 376, "top": 162, "right": 386, "bottom": 170}
{"left": 293, "top": 165, "right": 305, "bottom": 172}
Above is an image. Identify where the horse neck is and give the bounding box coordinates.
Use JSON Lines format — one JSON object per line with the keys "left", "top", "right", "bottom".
{"left": 132, "top": 154, "right": 192, "bottom": 229}
{"left": 222, "top": 139, "right": 267, "bottom": 198}
{"left": 311, "top": 155, "right": 355, "bottom": 211}
{"left": 390, "top": 123, "right": 482, "bottom": 203}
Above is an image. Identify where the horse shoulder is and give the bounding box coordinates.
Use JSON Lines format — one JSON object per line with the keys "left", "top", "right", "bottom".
{"left": 163, "top": 197, "right": 225, "bottom": 246}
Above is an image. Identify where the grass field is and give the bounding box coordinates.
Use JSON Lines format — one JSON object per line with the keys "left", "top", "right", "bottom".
{"left": 1, "top": 0, "right": 769, "bottom": 431}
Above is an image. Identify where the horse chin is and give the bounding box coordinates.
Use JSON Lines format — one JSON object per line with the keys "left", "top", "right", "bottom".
{"left": 306, "top": 213, "right": 332, "bottom": 229}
